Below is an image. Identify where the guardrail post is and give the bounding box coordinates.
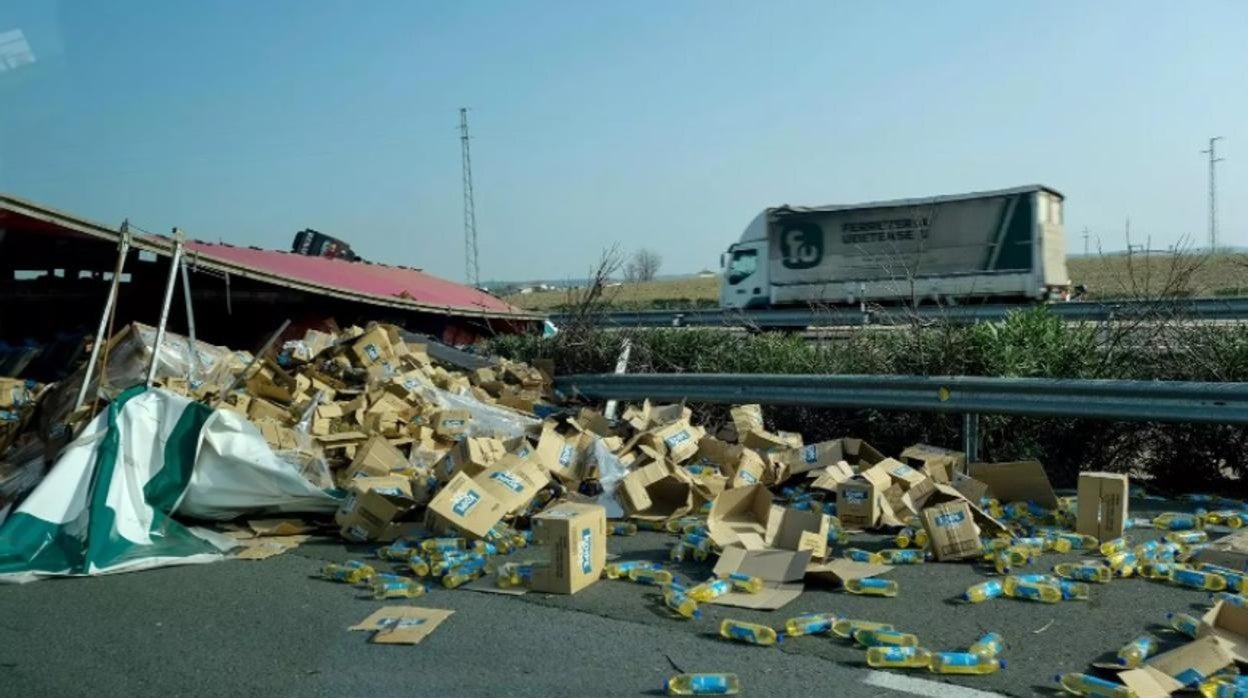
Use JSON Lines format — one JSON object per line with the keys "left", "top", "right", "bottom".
{"left": 962, "top": 412, "right": 980, "bottom": 464}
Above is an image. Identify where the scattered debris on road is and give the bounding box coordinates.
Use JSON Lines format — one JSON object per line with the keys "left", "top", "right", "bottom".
{"left": 3, "top": 321, "right": 1248, "bottom": 695}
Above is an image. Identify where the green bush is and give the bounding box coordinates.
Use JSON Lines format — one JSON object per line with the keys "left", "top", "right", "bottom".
{"left": 487, "top": 308, "right": 1248, "bottom": 491}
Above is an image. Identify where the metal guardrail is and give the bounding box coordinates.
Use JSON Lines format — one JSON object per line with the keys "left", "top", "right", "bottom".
{"left": 549, "top": 297, "right": 1248, "bottom": 329}
{"left": 554, "top": 372, "right": 1248, "bottom": 461}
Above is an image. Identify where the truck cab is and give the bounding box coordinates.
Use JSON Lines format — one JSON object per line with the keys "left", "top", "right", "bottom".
{"left": 720, "top": 212, "right": 770, "bottom": 309}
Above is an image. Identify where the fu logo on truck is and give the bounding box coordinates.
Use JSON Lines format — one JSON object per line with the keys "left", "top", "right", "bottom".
{"left": 780, "top": 222, "right": 823, "bottom": 269}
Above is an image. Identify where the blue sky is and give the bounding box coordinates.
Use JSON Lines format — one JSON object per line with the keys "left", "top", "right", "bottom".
{"left": 1, "top": 1, "right": 1245, "bottom": 284}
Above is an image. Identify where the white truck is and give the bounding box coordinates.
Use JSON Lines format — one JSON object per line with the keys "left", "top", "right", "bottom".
{"left": 721, "top": 185, "right": 1071, "bottom": 309}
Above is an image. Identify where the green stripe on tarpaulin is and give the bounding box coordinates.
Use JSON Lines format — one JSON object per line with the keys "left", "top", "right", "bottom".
{"left": 0, "top": 387, "right": 218, "bottom": 578}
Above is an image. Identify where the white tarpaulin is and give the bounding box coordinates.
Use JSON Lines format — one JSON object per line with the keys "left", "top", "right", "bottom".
{"left": 0, "top": 387, "right": 337, "bottom": 583}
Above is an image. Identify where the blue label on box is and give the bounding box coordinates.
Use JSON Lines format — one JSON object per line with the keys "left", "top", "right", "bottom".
{"left": 451, "top": 490, "right": 480, "bottom": 516}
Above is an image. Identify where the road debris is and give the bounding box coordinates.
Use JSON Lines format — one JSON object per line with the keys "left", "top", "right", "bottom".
{"left": 3, "top": 320, "right": 1248, "bottom": 692}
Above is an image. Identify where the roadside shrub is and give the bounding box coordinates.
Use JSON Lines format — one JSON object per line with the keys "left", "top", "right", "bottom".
{"left": 488, "top": 308, "right": 1248, "bottom": 491}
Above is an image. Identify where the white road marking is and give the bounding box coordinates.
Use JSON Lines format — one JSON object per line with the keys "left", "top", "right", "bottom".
{"left": 861, "top": 670, "right": 1007, "bottom": 698}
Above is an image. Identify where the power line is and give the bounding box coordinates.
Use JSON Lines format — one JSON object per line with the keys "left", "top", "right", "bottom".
{"left": 1201, "top": 136, "right": 1225, "bottom": 251}
{"left": 459, "top": 108, "right": 480, "bottom": 287}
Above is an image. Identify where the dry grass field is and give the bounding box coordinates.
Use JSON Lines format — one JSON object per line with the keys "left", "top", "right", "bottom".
{"left": 508, "top": 252, "right": 1248, "bottom": 310}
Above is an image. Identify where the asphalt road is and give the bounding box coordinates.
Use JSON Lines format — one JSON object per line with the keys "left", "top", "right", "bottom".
{"left": 0, "top": 496, "right": 1225, "bottom": 697}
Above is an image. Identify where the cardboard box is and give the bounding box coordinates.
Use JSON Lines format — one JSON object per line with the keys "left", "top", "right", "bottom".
{"left": 431, "top": 410, "right": 471, "bottom": 441}
{"left": 425, "top": 472, "right": 508, "bottom": 539}
{"left": 836, "top": 463, "right": 896, "bottom": 529}
{"left": 536, "top": 424, "right": 589, "bottom": 482}
{"left": 706, "top": 486, "right": 828, "bottom": 558}
{"left": 920, "top": 483, "right": 1009, "bottom": 541}
{"left": 900, "top": 443, "right": 967, "bottom": 481}
{"left": 949, "top": 472, "right": 989, "bottom": 504}
{"left": 622, "top": 400, "right": 690, "bottom": 432}
{"left": 474, "top": 455, "right": 550, "bottom": 514}
{"left": 706, "top": 485, "right": 774, "bottom": 547}
{"left": 809, "top": 462, "right": 855, "bottom": 493}
{"left": 618, "top": 460, "right": 694, "bottom": 521}
{"left": 777, "top": 440, "right": 845, "bottom": 482}
{"left": 568, "top": 408, "right": 612, "bottom": 437}
{"left": 1200, "top": 599, "right": 1248, "bottom": 664}
{"left": 436, "top": 436, "right": 506, "bottom": 483}
{"left": 333, "top": 476, "right": 412, "bottom": 528}
{"left": 247, "top": 397, "right": 290, "bottom": 424}
{"left": 969, "top": 460, "right": 1060, "bottom": 510}
{"left": 344, "top": 435, "right": 409, "bottom": 481}
{"left": 730, "top": 404, "right": 764, "bottom": 436}
{"left": 1076, "top": 471, "right": 1129, "bottom": 541}
{"left": 1192, "top": 528, "right": 1248, "bottom": 570}
{"left": 338, "top": 483, "right": 418, "bottom": 542}
{"left": 804, "top": 559, "right": 894, "bottom": 587}
{"left": 652, "top": 420, "right": 704, "bottom": 464}
{"left": 351, "top": 326, "right": 393, "bottom": 367}
{"left": 731, "top": 449, "right": 766, "bottom": 488}
{"left": 740, "top": 428, "right": 792, "bottom": 452}
{"left": 709, "top": 541, "right": 810, "bottom": 610}
{"left": 352, "top": 607, "right": 454, "bottom": 645}
{"left": 1120, "top": 636, "right": 1234, "bottom": 698}
{"left": 766, "top": 506, "right": 830, "bottom": 560}
{"left": 920, "top": 499, "right": 981, "bottom": 561}
{"left": 694, "top": 437, "right": 743, "bottom": 471}
{"left": 841, "top": 437, "right": 887, "bottom": 468}
{"left": 880, "top": 458, "right": 936, "bottom": 506}
{"left": 529, "top": 502, "right": 606, "bottom": 595}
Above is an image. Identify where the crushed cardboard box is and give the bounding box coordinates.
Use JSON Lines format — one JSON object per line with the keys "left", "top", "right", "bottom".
{"left": 351, "top": 606, "right": 454, "bottom": 645}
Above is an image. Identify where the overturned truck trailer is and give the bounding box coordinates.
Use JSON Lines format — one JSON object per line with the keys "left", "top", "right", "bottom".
{"left": 0, "top": 193, "right": 539, "bottom": 377}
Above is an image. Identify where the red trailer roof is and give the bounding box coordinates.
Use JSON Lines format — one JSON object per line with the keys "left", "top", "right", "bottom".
{"left": 183, "top": 239, "right": 515, "bottom": 314}
{"left": 0, "top": 192, "right": 537, "bottom": 322}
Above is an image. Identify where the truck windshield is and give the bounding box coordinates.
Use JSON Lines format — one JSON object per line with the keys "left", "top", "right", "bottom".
{"left": 727, "top": 249, "right": 757, "bottom": 284}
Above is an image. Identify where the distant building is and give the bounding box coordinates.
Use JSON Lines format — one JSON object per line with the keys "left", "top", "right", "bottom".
{"left": 697, "top": 269, "right": 718, "bottom": 278}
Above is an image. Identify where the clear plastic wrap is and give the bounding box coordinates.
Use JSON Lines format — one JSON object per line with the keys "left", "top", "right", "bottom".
{"left": 420, "top": 385, "right": 540, "bottom": 439}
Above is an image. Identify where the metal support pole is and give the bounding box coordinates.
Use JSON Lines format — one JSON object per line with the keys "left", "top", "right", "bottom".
{"left": 75, "top": 222, "right": 132, "bottom": 411}
{"left": 179, "top": 251, "right": 201, "bottom": 382}
{"left": 146, "top": 231, "right": 186, "bottom": 388}
{"left": 962, "top": 412, "right": 980, "bottom": 464}
{"left": 603, "top": 339, "right": 633, "bottom": 421}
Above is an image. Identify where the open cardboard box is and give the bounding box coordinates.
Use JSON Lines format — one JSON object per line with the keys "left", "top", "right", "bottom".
{"left": 879, "top": 458, "right": 936, "bottom": 508}
{"left": 900, "top": 443, "right": 967, "bottom": 482}
{"left": 776, "top": 440, "right": 844, "bottom": 482}
{"left": 617, "top": 458, "right": 694, "bottom": 522}
{"left": 536, "top": 423, "right": 590, "bottom": 483}
{"left": 808, "top": 462, "right": 856, "bottom": 493}
{"left": 918, "top": 483, "right": 1009, "bottom": 560}
{"left": 836, "top": 462, "right": 903, "bottom": 529}
{"left": 337, "top": 480, "right": 419, "bottom": 543}
{"left": 968, "top": 460, "right": 1060, "bottom": 510}
{"left": 730, "top": 449, "right": 767, "bottom": 488}
{"left": 1120, "top": 635, "right": 1234, "bottom": 698}
{"left": 707, "top": 485, "right": 830, "bottom": 559}
{"left": 1200, "top": 599, "right": 1248, "bottom": 664}
{"left": 710, "top": 536, "right": 811, "bottom": 610}
{"left": 1192, "top": 528, "right": 1248, "bottom": 569}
